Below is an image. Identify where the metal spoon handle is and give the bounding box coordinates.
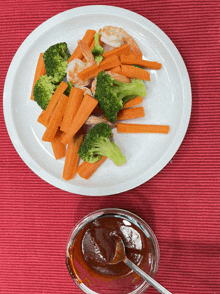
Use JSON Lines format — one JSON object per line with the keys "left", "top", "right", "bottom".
{"left": 124, "top": 257, "right": 172, "bottom": 294}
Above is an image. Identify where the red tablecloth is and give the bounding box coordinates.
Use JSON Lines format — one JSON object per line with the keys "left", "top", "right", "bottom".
{"left": 1, "top": 1, "right": 219, "bottom": 293}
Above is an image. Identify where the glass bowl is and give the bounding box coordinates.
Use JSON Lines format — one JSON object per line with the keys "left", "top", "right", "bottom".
{"left": 66, "top": 208, "right": 160, "bottom": 294}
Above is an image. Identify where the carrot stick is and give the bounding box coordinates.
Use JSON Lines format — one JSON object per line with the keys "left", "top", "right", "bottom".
{"left": 30, "top": 53, "right": 46, "bottom": 100}
{"left": 121, "top": 65, "right": 150, "bottom": 81}
{"left": 61, "top": 94, "right": 98, "bottom": 145}
{"left": 102, "top": 44, "right": 131, "bottom": 59}
{"left": 82, "top": 29, "right": 103, "bottom": 62}
{"left": 78, "top": 55, "right": 121, "bottom": 81}
{"left": 123, "top": 97, "right": 143, "bottom": 109}
{"left": 117, "top": 123, "right": 170, "bottom": 134}
{"left": 63, "top": 133, "right": 84, "bottom": 181}
{"left": 68, "top": 30, "right": 96, "bottom": 63}
{"left": 42, "top": 94, "right": 69, "bottom": 142}
{"left": 120, "top": 54, "right": 162, "bottom": 70}
{"left": 117, "top": 107, "right": 145, "bottom": 121}
{"left": 51, "top": 129, "right": 66, "bottom": 159}
{"left": 108, "top": 65, "right": 122, "bottom": 74}
{"left": 77, "top": 156, "right": 107, "bottom": 180}
{"left": 60, "top": 87, "right": 84, "bottom": 133}
{"left": 38, "top": 81, "right": 68, "bottom": 126}
{"left": 37, "top": 110, "right": 48, "bottom": 127}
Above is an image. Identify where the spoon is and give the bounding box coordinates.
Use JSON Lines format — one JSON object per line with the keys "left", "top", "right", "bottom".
{"left": 110, "top": 234, "right": 172, "bottom": 294}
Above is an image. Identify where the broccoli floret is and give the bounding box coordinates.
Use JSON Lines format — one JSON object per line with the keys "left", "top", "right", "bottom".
{"left": 33, "top": 75, "right": 57, "bottom": 110}
{"left": 78, "top": 122, "right": 126, "bottom": 166}
{"left": 91, "top": 33, "right": 104, "bottom": 65}
{"left": 94, "top": 71, "right": 123, "bottom": 122}
{"left": 43, "top": 42, "right": 71, "bottom": 84}
{"left": 94, "top": 71, "right": 147, "bottom": 122}
{"left": 94, "top": 54, "right": 104, "bottom": 65}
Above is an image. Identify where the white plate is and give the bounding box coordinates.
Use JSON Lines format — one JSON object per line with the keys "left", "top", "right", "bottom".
{"left": 3, "top": 5, "right": 191, "bottom": 196}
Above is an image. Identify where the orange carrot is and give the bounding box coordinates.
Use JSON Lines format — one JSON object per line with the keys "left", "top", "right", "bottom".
{"left": 77, "top": 156, "right": 107, "bottom": 180}
{"left": 30, "top": 53, "right": 46, "bottom": 100}
{"left": 63, "top": 133, "right": 84, "bottom": 181}
{"left": 121, "top": 65, "right": 150, "bottom": 81}
{"left": 123, "top": 97, "right": 143, "bottom": 109}
{"left": 42, "top": 94, "right": 69, "bottom": 142}
{"left": 82, "top": 29, "right": 103, "bottom": 62}
{"left": 61, "top": 94, "right": 98, "bottom": 145}
{"left": 78, "top": 55, "right": 121, "bottom": 81}
{"left": 102, "top": 44, "right": 131, "bottom": 59}
{"left": 120, "top": 54, "right": 162, "bottom": 70}
{"left": 60, "top": 87, "right": 84, "bottom": 133}
{"left": 51, "top": 129, "right": 66, "bottom": 159}
{"left": 68, "top": 30, "right": 96, "bottom": 63}
{"left": 38, "top": 81, "right": 68, "bottom": 126}
{"left": 37, "top": 110, "right": 48, "bottom": 127}
{"left": 108, "top": 65, "right": 122, "bottom": 74}
{"left": 117, "top": 123, "right": 170, "bottom": 134}
{"left": 117, "top": 107, "right": 145, "bottom": 121}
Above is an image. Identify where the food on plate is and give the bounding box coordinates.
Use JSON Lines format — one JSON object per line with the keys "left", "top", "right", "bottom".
{"left": 94, "top": 71, "right": 146, "bottom": 122}
{"left": 100, "top": 25, "right": 142, "bottom": 57}
{"left": 68, "top": 29, "right": 96, "bottom": 63}
{"left": 61, "top": 93, "right": 98, "bottom": 145}
{"left": 67, "top": 39, "right": 96, "bottom": 88}
{"left": 30, "top": 26, "right": 169, "bottom": 181}
{"left": 117, "top": 123, "right": 170, "bottom": 134}
{"left": 120, "top": 54, "right": 162, "bottom": 69}
{"left": 30, "top": 53, "right": 46, "bottom": 101}
{"left": 91, "top": 32, "right": 105, "bottom": 64}
{"left": 37, "top": 81, "right": 68, "bottom": 125}
{"left": 77, "top": 156, "right": 107, "bottom": 180}
{"left": 33, "top": 75, "right": 57, "bottom": 110}
{"left": 78, "top": 122, "right": 126, "bottom": 166}
{"left": 63, "top": 133, "right": 84, "bottom": 181}
{"left": 43, "top": 42, "right": 70, "bottom": 84}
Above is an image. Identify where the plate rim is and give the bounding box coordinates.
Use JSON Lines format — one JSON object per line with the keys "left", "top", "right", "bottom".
{"left": 3, "top": 5, "right": 192, "bottom": 196}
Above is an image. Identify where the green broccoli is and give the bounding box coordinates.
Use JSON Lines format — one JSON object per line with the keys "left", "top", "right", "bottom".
{"left": 91, "top": 33, "right": 104, "bottom": 65}
{"left": 94, "top": 71, "right": 147, "bottom": 122}
{"left": 43, "top": 42, "right": 71, "bottom": 84}
{"left": 33, "top": 75, "right": 57, "bottom": 110}
{"left": 78, "top": 122, "right": 126, "bottom": 166}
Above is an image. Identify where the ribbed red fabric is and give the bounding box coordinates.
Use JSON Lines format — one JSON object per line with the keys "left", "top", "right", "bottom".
{"left": 0, "top": 1, "right": 219, "bottom": 293}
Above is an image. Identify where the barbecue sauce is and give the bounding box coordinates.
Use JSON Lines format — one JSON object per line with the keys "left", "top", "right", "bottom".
{"left": 66, "top": 215, "right": 152, "bottom": 283}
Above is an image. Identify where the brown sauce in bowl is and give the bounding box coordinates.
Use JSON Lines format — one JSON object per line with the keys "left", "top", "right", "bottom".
{"left": 66, "top": 215, "right": 152, "bottom": 282}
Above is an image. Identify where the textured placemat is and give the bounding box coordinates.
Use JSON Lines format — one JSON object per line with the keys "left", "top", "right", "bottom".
{"left": 0, "top": 1, "right": 220, "bottom": 293}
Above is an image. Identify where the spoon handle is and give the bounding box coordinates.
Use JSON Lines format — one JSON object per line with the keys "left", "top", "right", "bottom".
{"left": 124, "top": 257, "right": 172, "bottom": 294}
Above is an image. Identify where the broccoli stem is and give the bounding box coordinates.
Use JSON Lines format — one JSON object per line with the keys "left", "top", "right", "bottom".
{"left": 113, "top": 79, "right": 146, "bottom": 101}
{"left": 92, "top": 138, "right": 126, "bottom": 167}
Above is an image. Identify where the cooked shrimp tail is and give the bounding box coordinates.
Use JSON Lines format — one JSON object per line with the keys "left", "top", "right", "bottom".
{"left": 105, "top": 71, "right": 131, "bottom": 83}
{"left": 77, "top": 40, "right": 95, "bottom": 66}
{"left": 85, "top": 115, "right": 116, "bottom": 128}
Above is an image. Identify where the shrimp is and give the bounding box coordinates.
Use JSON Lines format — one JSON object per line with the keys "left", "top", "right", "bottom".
{"left": 100, "top": 26, "right": 142, "bottom": 57}
{"left": 77, "top": 40, "right": 96, "bottom": 67}
{"left": 85, "top": 115, "right": 116, "bottom": 128}
{"left": 91, "top": 78, "right": 97, "bottom": 96}
{"left": 77, "top": 86, "right": 92, "bottom": 96}
{"left": 105, "top": 71, "right": 131, "bottom": 83}
{"left": 66, "top": 40, "right": 96, "bottom": 87}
